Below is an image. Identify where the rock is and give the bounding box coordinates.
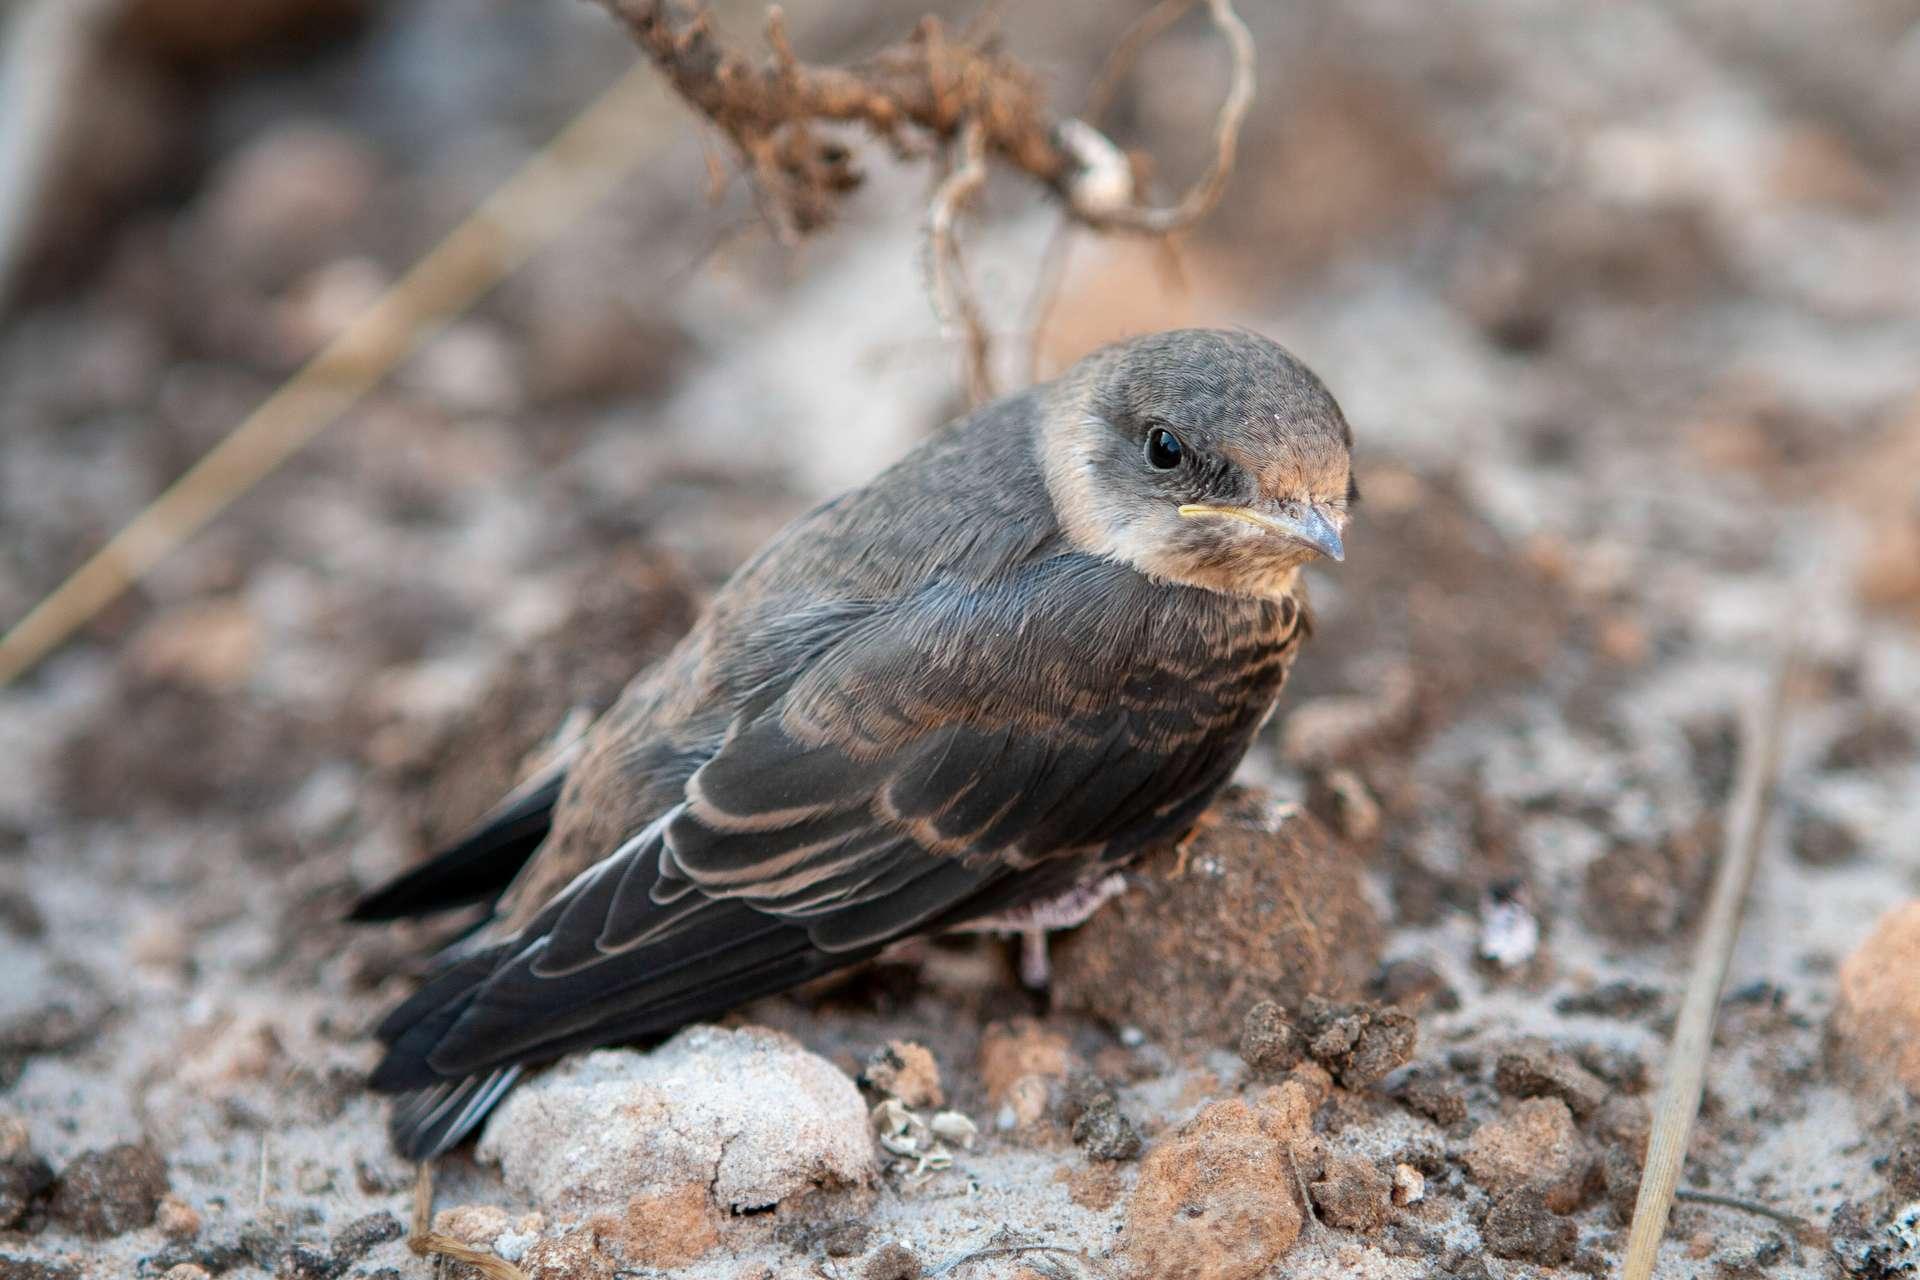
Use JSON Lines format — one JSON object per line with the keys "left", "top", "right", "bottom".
{"left": 819, "top": 1221, "right": 870, "bottom": 1257}
{"left": 0, "top": 1258, "right": 81, "bottom": 1280}
{"left": 1304, "top": 997, "right": 1417, "bottom": 1087}
{"left": 154, "top": 1194, "right": 199, "bottom": 1240}
{"left": 1369, "top": 958, "right": 1460, "bottom": 1014}
{"left": 1391, "top": 1163, "right": 1425, "bottom": 1206}
{"left": 863, "top": 1242, "right": 923, "bottom": 1280}
{"left": 128, "top": 599, "right": 257, "bottom": 691}
{"left": 1063, "top": 1162, "right": 1127, "bottom": 1210}
{"left": 1823, "top": 712, "right": 1916, "bottom": 772}
{"left": 1493, "top": 1040, "right": 1608, "bottom": 1118}
{"left": 194, "top": 124, "right": 377, "bottom": 281}
{"left": 977, "top": 1019, "right": 1071, "bottom": 1105}
{"left": 1053, "top": 794, "right": 1378, "bottom": 1045}
{"left": 1793, "top": 808, "right": 1862, "bottom": 867}
{"left": 1308, "top": 1153, "right": 1392, "bottom": 1231}
{"left": 994, "top": 1076, "right": 1052, "bottom": 1133}
{"left": 433, "top": 1203, "right": 508, "bottom": 1244}
{"left": 591, "top": 1186, "right": 720, "bottom": 1270}
{"left": 1307, "top": 767, "right": 1382, "bottom": 842}
{"left": 1601, "top": 1144, "right": 1642, "bottom": 1225}
{"left": 860, "top": 1041, "right": 942, "bottom": 1109}
{"left": 1120, "top": 1089, "right": 1310, "bottom": 1280}
{"left": 331, "top": 1210, "right": 401, "bottom": 1262}
{"left": 405, "top": 322, "right": 525, "bottom": 416}
{"left": 1480, "top": 1190, "right": 1578, "bottom": 1265}
{"left": 1769, "top": 123, "right": 1887, "bottom": 213}
{"left": 477, "top": 1026, "right": 874, "bottom": 1215}
{"left": 0, "top": 1113, "right": 51, "bottom": 1229}
{"left": 1829, "top": 901, "right": 1920, "bottom": 1100}
{"left": 520, "top": 1225, "right": 614, "bottom": 1280}
{"left": 0, "top": 957, "right": 111, "bottom": 1058}
{"left": 47, "top": 1143, "right": 168, "bottom": 1237}
{"left": 522, "top": 287, "right": 689, "bottom": 405}
{"left": 161, "top": 1266, "right": 211, "bottom": 1280}
{"left": 1393, "top": 1065, "right": 1468, "bottom": 1128}
{"left": 1593, "top": 1094, "right": 1652, "bottom": 1160}
{"left": 279, "top": 1242, "right": 344, "bottom": 1280}
{"left": 1463, "top": 1098, "right": 1592, "bottom": 1213}
{"left": 1890, "top": 1123, "right": 1920, "bottom": 1200}
{"left": 1554, "top": 981, "right": 1662, "bottom": 1020}
{"left": 1278, "top": 669, "right": 1418, "bottom": 766}
{"left": 1830, "top": 1199, "right": 1920, "bottom": 1277}
{"left": 1060, "top": 1072, "right": 1142, "bottom": 1161}
{"left": 1583, "top": 820, "right": 1716, "bottom": 943}
{"left": 0, "top": 1152, "right": 53, "bottom": 1230}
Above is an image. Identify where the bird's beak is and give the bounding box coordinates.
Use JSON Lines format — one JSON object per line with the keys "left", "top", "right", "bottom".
{"left": 1177, "top": 502, "right": 1346, "bottom": 562}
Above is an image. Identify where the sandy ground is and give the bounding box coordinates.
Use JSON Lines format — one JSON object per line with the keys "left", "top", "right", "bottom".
{"left": 3, "top": 1, "right": 1919, "bottom": 1277}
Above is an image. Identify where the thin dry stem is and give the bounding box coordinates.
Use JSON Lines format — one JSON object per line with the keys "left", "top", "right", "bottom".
{"left": 410, "top": 1162, "right": 530, "bottom": 1280}
{"left": 1019, "top": 0, "right": 1239, "bottom": 378}
{"left": 1675, "top": 1187, "right": 1825, "bottom": 1244}
{"left": 1084, "top": 0, "right": 1200, "bottom": 125}
{"left": 934, "top": 1242, "right": 1111, "bottom": 1278}
{"left": 1085, "top": 0, "right": 1254, "bottom": 234}
{"left": 0, "top": 62, "right": 670, "bottom": 690}
{"left": 597, "top": 0, "right": 1254, "bottom": 235}
{"left": 928, "top": 118, "right": 994, "bottom": 405}
{"left": 1621, "top": 658, "right": 1795, "bottom": 1279}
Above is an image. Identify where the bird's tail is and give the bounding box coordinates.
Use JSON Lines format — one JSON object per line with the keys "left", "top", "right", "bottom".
{"left": 348, "top": 771, "right": 565, "bottom": 922}
{"left": 386, "top": 1065, "right": 523, "bottom": 1161}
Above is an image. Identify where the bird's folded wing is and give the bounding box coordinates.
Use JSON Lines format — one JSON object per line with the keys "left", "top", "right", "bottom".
{"left": 392, "top": 559, "right": 1275, "bottom": 1076}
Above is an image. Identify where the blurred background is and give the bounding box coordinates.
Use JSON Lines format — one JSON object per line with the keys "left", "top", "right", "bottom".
{"left": 2, "top": 0, "right": 1919, "bottom": 1276}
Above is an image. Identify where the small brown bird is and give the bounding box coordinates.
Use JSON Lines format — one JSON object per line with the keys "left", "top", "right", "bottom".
{"left": 352, "top": 328, "right": 1356, "bottom": 1157}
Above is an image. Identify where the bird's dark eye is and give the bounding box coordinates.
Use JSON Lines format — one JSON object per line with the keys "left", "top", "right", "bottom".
{"left": 1145, "top": 426, "right": 1184, "bottom": 470}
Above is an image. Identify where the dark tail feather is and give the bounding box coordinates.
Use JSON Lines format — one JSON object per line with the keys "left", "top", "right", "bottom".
{"left": 387, "top": 1066, "right": 523, "bottom": 1160}
{"left": 349, "top": 774, "right": 564, "bottom": 922}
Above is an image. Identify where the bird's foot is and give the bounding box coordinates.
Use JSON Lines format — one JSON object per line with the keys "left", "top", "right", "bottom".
{"left": 1169, "top": 808, "right": 1227, "bottom": 879}
{"left": 955, "top": 874, "right": 1129, "bottom": 990}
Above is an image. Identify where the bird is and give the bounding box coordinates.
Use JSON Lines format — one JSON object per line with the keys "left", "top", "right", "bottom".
{"left": 350, "top": 327, "right": 1357, "bottom": 1159}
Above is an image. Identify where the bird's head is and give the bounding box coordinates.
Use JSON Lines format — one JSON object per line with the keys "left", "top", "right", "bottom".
{"left": 1041, "top": 328, "right": 1356, "bottom": 599}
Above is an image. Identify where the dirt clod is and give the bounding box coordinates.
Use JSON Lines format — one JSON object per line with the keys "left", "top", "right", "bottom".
{"left": 1554, "top": 981, "right": 1662, "bottom": 1019}
{"left": 1297, "top": 997, "right": 1417, "bottom": 1089}
{"left": 861, "top": 1040, "right": 943, "bottom": 1109}
{"left": 1308, "top": 1153, "right": 1392, "bottom": 1231}
{"left": 1480, "top": 1190, "right": 1578, "bottom": 1264}
{"left": 978, "top": 1019, "right": 1071, "bottom": 1106}
{"left": 863, "top": 1242, "right": 923, "bottom": 1280}
{"left": 1493, "top": 1039, "right": 1609, "bottom": 1118}
{"left": 1601, "top": 1144, "right": 1642, "bottom": 1224}
{"left": 47, "top": 1144, "right": 168, "bottom": 1238}
{"left": 1120, "top": 1092, "right": 1309, "bottom": 1280}
{"left": 1062, "top": 1071, "right": 1142, "bottom": 1161}
{"left": 1829, "top": 900, "right": 1920, "bottom": 1101}
{"left": 1053, "top": 797, "right": 1379, "bottom": 1045}
{"left": 154, "top": 1194, "right": 199, "bottom": 1240}
{"left": 0, "top": 1115, "right": 53, "bottom": 1229}
{"left": 820, "top": 1221, "right": 870, "bottom": 1258}
{"left": 1238, "top": 1001, "right": 1304, "bottom": 1078}
{"left": 1464, "top": 1098, "right": 1593, "bottom": 1213}
{"left": 1888, "top": 1123, "right": 1920, "bottom": 1199}
{"left": 1582, "top": 820, "right": 1717, "bottom": 943}
{"left": 1393, "top": 1065, "right": 1469, "bottom": 1128}
{"left": 1369, "top": 957, "right": 1460, "bottom": 1014}
{"left": 520, "top": 1224, "right": 614, "bottom": 1280}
